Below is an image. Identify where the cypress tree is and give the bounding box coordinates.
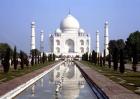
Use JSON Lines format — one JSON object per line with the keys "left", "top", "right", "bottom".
{"left": 97, "top": 53, "right": 100, "bottom": 65}
{"left": 103, "top": 50, "right": 106, "bottom": 66}
{"left": 108, "top": 51, "right": 111, "bottom": 68}
{"left": 85, "top": 52, "right": 88, "bottom": 61}
{"left": 48, "top": 54, "right": 51, "bottom": 62}
{"left": 100, "top": 55, "right": 103, "bottom": 67}
{"left": 42, "top": 52, "right": 46, "bottom": 63}
{"left": 31, "top": 50, "right": 34, "bottom": 66}
{"left": 91, "top": 50, "right": 95, "bottom": 63}
{"left": 38, "top": 55, "right": 40, "bottom": 64}
{"left": 13, "top": 46, "right": 17, "bottom": 70}
{"left": 31, "top": 55, "right": 34, "bottom": 66}
{"left": 113, "top": 48, "right": 119, "bottom": 71}
{"left": 132, "top": 46, "right": 137, "bottom": 72}
{"left": 95, "top": 52, "right": 97, "bottom": 65}
{"left": 3, "top": 48, "right": 10, "bottom": 73}
{"left": 89, "top": 53, "right": 92, "bottom": 63}
{"left": 35, "top": 49, "right": 37, "bottom": 64}
{"left": 53, "top": 53, "right": 56, "bottom": 61}
{"left": 25, "top": 56, "right": 29, "bottom": 67}
{"left": 20, "top": 51, "right": 24, "bottom": 69}
{"left": 82, "top": 54, "right": 85, "bottom": 61}
{"left": 119, "top": 49, "right": 125, "bottom": 73}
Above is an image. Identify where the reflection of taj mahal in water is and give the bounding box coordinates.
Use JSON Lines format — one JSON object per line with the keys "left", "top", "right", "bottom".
{"left": 49, "top": 13, "right": 91, "bottom": 57}
{"left": 48, "top": 62, "right": 87, "bottom": 98}
{"left": 15, "top": 61, "right": 96, "bottom": 98}
{"left": 50, "top": 62, "right": 83, "bottom": 82}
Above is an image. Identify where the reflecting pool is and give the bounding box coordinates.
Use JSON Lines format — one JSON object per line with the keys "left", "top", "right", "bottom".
{"left": 15, "top": 61, "right": 97, "bottom": 99}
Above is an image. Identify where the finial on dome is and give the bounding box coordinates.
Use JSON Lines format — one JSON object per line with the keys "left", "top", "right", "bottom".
{"left": 96, "top": 30, "right": 99, "bottom": 33}
{"left": 105, "top": 21, "right": 108, "bottom": 25}
{"left": 68, "top": 8, "right": 71, "bottom": 15}
{"left": 31, "top": 21, "right": 35, "bottom": 25}
{"left": 41, "top": 30, "right": 44, "bottom": 33}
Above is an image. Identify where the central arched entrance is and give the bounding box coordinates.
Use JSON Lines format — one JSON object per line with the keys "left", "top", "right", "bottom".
{"left": 65, "top": 39, "right": 74, "bottom": 53}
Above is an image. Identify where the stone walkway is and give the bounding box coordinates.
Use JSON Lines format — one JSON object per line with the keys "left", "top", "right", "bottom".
{"left": 75, "top": 61, "right": 140, "bottom": 99}
{"left": 0, "top": 61, "right": 60, "bottom": 96}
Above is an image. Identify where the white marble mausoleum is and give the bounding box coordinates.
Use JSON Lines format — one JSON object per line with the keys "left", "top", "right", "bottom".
{"left": 49, "top": 14, "right": 91, "bottom": 57}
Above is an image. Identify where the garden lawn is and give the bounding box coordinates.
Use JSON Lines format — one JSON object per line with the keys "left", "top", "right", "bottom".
{"left": 0, "top": 61, "right": 55, "bottom": 83}
{"left": 81, "top": 61, "right": 140, "bottom": 95}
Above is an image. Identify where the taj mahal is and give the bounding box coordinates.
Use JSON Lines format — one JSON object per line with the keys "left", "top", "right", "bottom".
{"left": 49, "top": 14, "right": 91, "bottom": 57}
{"left": 30, "top": 13, "right": 109, "bottom": 58}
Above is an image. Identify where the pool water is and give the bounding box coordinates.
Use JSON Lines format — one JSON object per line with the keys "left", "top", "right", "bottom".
{"left": 15, "top": 61, "right": 97, "bottom": 99}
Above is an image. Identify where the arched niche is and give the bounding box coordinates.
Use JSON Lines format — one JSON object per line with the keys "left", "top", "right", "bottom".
{"left": 65, "top": 39, "right": 75, "bottom": 53}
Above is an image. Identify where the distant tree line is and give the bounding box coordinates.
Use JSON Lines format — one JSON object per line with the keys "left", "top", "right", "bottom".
{"left": 82, "top": 31, "right": 140, "bottom": 73}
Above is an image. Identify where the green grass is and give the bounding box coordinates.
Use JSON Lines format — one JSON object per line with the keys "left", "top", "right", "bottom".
{"left": 0, "top": 61, "right": 56, "bottom": 83}
{"left": 81, "top": 61, "right": 140, "bottom": 95}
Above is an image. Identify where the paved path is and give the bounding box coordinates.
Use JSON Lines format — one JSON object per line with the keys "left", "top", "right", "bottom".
{"left": 0, "top": 61, "right": 60, "bottom": 96}
{"left": 76, "top": 61, "right": 140, "bottom": 99}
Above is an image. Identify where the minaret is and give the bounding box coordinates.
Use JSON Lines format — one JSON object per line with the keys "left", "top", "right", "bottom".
{"left": 31, "top": 21, "right": 36, "bottom": 50}
{"left": 104, "top": 21, "right": 109, "bottom": 56}
{"left": 40, "top": 30, "right": 44, "bottom": 53}
{"left": 96, "top": 30, "right": 100, "bottom": 57}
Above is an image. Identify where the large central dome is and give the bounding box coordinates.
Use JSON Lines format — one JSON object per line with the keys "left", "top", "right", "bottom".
{"left": 60, "top": 14, "right": 80, "bottom": 31}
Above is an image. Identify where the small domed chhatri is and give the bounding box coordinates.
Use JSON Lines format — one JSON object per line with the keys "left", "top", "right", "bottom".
{"left": 55, "top": 28, "right": 62, "bottom": 34}
{"left": 49, "top": 13, "right": 90, "bottom": 57}
{"left": 79, "top": 28, "right": 85, "bottom": 34}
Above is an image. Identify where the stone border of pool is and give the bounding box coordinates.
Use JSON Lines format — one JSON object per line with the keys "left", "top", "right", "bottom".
{"left": 0, "top": 61, "right": 64, "bottom": 99}
{"left": 75, "top": 61, "right": 140, "bottom": 99}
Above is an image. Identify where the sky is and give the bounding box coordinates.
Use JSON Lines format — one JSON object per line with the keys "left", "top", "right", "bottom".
{"left": 0, "top": 0, "right": 140, "bottom": 54}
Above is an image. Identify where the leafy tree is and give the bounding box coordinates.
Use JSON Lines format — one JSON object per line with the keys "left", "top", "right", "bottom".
{"left": 82, "top": 52, "right": 88, "bottom": 61}
{"left": 2, "top": 47, "right": 10, "bottom": 73}
{"left": 109, "top": 39, "right": 125, "bottom": 71}
{"left": 117, "top": 39, "right": 125, "bottom": 50}
{"left": 91, "top": 50, "right": 97, "bottom": 64}
{"left": 113, "top": 47, "right": 119, "bottom": 71}
{"left": 0, "top": 43, "right": 13, "bottom": 59}
{"left": 109, "top": 40, "right": 119, "bottom": 71}
{"left": 126, "top": 31, "right": 140, "bottom": 72}
{"left": 13, "top": 46, "right": 17, "bottom": 70}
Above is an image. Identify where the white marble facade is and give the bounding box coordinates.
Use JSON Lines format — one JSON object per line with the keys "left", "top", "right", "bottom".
{"left": 49, "top": 14, "right": 90, "bottom": 57}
